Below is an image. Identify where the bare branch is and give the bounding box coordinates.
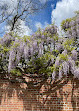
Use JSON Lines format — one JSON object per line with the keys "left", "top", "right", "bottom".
{"left": 0, "top": 0, "right": 47, "bottom": 34}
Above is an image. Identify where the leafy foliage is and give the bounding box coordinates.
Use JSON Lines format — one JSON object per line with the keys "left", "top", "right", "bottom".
{"left": 0, "top": 14, "right": 79, "bottom": 83}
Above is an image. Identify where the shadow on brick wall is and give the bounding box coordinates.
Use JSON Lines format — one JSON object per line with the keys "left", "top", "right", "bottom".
{"left": 71, "top": 78, "right": 79, "bottom": 111}
{"left": 0, "top": 76, "right": 79, "bottom": 111}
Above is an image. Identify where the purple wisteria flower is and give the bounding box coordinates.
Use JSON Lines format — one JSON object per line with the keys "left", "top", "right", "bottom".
{"left": 52, "top": 71, "right": 56, "bottom": 80}
{"left": 76, "top": 16, "right": 79, "bottom": 24}
{"left": 68, "top": 56, "right": 76, "bottom": 74}
{"left": 8, "top": 49, "right": 16, "bottom": 72}
{"left": 55, "top": 42, "right": 63, "bottom": 52}
{"left": 74, "top": 67, "right": 79, "bottom": 79}
{"left": 66, "top": 22, "right": 70, "bottom": 28}
{"left": 59, "top": 67, "right": 63, "bottom": 79}
{"left": 70, "top": 20, "right": 76, "bottom": 26}
{"left": 62, "top": 61, "right": 69, "bottom": 75}
{"left": 55, "top": 56, "right": 60, "bottom": 67}
{"left": 71, "top": 50, "right": 77, "bottom": 61}
{"left": 62, "top": 50, "right": 67, "bottom": 55}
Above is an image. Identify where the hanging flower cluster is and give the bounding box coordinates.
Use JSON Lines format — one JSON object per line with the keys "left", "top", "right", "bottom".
{"left": 61, "top": 15, "right": 79, "bottom": 40}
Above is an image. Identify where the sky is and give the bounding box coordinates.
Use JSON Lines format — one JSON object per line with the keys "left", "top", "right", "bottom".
{"left": 0, "top": 0, "right": 79, "bottom": 37}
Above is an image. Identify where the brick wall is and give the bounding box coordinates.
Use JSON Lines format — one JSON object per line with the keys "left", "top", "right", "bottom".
{"left": 0, "top": 77, "right": 79, "bottom": 111}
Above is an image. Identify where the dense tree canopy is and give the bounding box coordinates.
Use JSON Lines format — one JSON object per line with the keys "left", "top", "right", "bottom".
{"left": 0, "top": 12, "right": 79, "bottom": 85}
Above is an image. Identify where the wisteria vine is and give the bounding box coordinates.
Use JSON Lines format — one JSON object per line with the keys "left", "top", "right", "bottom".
{"left": 0, "top": 14, "right": 79, "bottom": 84}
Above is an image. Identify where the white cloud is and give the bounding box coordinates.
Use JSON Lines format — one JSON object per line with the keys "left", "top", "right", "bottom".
{"left": 51, "top": 4, "right": 55, "bottom": 9}
{"left": 57, "top": 26, "right": 66, "bottom": 37}
{"left": 51, "top": 0, "right": 79, "bottom": 26}
{"left": 35, "top": 22, "right": 49, "bottom": 30}
{"left": 15, "top": 19, "right": 32, "bottom": 36}
{"left": 35, "top": 22, "right": 42, "bottom": 29}
{"left": 5, "top": 19, "right": 32, "bottom": 37}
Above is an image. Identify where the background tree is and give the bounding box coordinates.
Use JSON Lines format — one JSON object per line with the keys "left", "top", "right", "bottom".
{"left": 0, "top": 0, "right": 47, "bottom": 35}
